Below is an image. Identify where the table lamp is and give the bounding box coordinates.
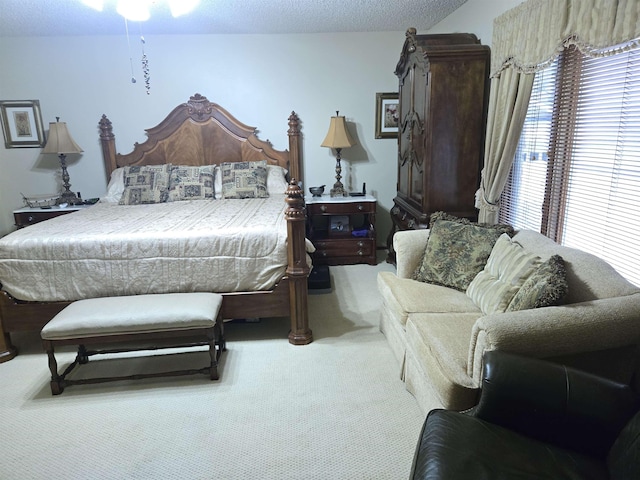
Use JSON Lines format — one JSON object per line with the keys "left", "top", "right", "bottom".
{"left": 42, "top": 118, "right": 83, "bottom": 205}
{"left": 321, "top": 111, "right": 356, "bottom": 197}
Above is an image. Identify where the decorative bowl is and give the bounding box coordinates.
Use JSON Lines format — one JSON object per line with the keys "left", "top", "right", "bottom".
{"left": 309, "top": 185, "right": 325, "bottom": 197}
{"left": 21, "top": 193, "right": 60, "bottom": 209}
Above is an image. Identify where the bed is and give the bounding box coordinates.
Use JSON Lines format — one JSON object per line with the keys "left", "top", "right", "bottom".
{"left": 0, "top": 94, "right": 312, "bottom": 363}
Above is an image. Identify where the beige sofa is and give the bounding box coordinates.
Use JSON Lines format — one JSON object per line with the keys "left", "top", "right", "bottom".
{"left": 378, "top": 228, "right": 640, "bottom": 413}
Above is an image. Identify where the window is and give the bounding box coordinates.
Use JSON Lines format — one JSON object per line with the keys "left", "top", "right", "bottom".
{"left": 500, "top": 43, "right": 640, "bottom": 286}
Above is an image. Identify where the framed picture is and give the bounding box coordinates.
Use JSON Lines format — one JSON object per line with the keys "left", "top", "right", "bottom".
{"left": 375, "top": 92, "right": 399, "bottom": 139}
{"left": 0, "top": 100, "right": 45, "bottom": 148}
{"left": 329, "top": 215, "right": 351, "bottom": 236}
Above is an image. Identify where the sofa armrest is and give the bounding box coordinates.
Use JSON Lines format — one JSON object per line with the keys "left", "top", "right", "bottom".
{"left": 468, "top": 294, "right": 640, "bottom": 381}
{"left": 472, "top": 351, "right": 640, "bottom": 458}
{"left": 394, "top": 229, "right": 430, "bottom": 279}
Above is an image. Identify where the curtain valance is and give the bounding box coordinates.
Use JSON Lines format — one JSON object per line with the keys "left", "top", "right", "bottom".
{"left": 491, "top": 0, "right": 640, "bottom": 77}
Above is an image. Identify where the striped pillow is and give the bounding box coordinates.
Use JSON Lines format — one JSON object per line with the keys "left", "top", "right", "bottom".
{"left": 466, "top": 233, "right": 542, "bottom": 315}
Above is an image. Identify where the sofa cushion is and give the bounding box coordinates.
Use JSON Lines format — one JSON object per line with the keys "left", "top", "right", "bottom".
{"left": 466, "top": 234, "right": 542, "bottom": 315}
{"left": 378, "top": 272, "right": 481, "bottom": 327}
{"left": 507, "top": 254, "right": 568, "bottom": 311}
{"left": 413, "top": 215, "right": 514, "bottom": 291}
{"left": 406, "top": 312, "right": 480, "bottom": 410}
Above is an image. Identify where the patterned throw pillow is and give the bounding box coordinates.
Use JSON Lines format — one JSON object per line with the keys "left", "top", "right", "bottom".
{"left": 220, "top": 160, "right": 268, "bottom": 199}
{"left": 412, "top": 213, "right": 514, "bottom": 291}
{"left": 506, "top": 255, "right": 568, "bottom": 311}
{"left": 168, "top": 165, "right": 215, "bottom": 201}
{"left": 466, "top": 233, "right": 542, "bottom": 315}
{"left": 119, "top": 164, "right": 171, "bottom": 205}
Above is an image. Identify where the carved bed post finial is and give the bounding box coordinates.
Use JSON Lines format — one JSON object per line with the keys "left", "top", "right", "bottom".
{"left": 287, "top": 112, "right": 301, "bottom": 183}
{"left": 285, "top": 178, "right": 312, "bottom": 345}
{"left": 99, "top": 114, "right": 118, "bottom": 179}
{"left": 99, "top": 114, "right": 113, "bottom": 140}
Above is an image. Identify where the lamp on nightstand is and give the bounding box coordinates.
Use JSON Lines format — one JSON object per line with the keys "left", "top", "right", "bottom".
{"left": 321, "top": 111, "right": 356, "bottom": 197}
{"left": 42, "top": 117, "right": 83, "bottom": 206}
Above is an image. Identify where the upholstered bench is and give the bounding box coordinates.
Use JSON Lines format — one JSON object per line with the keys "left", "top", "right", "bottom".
{"left": 41, "top": 293, "right": 225, "bottom": 395}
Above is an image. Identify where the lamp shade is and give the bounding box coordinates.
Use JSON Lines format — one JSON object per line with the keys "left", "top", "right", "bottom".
{"left": 321, "top": 113, "right": 355, "bottom": 149}
{"left": 42, "top": 121, "right": 83, "bottom": 155}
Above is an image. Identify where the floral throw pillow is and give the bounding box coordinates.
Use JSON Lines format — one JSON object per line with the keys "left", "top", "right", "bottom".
{"left": 119, "top": 164, "right": 171, "bottom": 205}
{"left": 412, "top": 213, "right": 515, "bottom": 291}
{"left": 220, "top": 160, "right": 268, "bottom": 199}
{"left": 506, "top": 255, "right": 568, "bottom": 311}
{"left": 168, "top": 165, "right": 215, "bottom": 201}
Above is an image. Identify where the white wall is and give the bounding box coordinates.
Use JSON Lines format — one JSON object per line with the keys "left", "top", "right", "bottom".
{"left": 0, "top": 32, "right": 401, "bottom": 242}
{"left": 0, "top": 0, "right": 524, "bottom": 246}
{"left": 428, "top": 0, "right": 523, "bottom": 45}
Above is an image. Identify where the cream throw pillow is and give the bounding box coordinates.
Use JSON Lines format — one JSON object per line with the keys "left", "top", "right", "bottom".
{"left": 466, "top": 233, "right": 542, "bottom": 315}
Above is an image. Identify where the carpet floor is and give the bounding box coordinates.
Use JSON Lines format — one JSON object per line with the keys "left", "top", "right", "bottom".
{"left": 0, "top": 256, "right": 425, "bottom": 479}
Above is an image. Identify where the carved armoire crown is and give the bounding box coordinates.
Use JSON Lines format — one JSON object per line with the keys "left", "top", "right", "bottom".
{"left": 386, "top": 29, "right": 490, "bottom": 263}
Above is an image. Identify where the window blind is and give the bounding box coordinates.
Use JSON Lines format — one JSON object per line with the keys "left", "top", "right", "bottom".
{"left": 500, "top": 43, "right": 640, "bottom": 286}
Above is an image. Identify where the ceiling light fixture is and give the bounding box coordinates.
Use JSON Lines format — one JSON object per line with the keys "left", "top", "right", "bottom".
{"left": 81, "top": 0, "right": 200, "bottom": 21}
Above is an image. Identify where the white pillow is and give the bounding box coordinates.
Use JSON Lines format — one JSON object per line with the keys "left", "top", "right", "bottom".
{"left": 100, "top": 167, "right": 125, "bottom": 203}
{"left": 466, "top": 233, "right": 542, "bottom": 315}
{"left": 266, "top": 165, "right": 289, "bottom": 194}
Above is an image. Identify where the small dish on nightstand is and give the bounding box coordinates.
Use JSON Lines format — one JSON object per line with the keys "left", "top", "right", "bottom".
{"left": 309, "top": 185, "right": 325, "bottom": 197}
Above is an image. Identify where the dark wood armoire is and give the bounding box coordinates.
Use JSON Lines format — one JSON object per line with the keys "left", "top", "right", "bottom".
{"left": 386, "top": 28, "right": 490, "bottom": 263}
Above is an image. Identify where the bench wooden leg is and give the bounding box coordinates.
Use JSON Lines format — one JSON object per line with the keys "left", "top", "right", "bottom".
{"left": 208, "top": 329, "right": 219, "bottom": 381}
{"left": 43, "top": 340, "right": 64, "bottom": 395}
{"left": 77, "top": 344, "right": 89, "bottom": 364}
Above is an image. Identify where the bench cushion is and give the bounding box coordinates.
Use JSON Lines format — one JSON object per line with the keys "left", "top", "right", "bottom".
{"left": 41, "top": 293, "right": 223, "bottom": 340}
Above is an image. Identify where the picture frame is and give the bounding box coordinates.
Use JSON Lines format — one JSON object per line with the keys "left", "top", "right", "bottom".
{"left": 0, "top": 100, "right": 45, "bottom": 148}
{"left": 375, "top": 92, "right": 399, "bottom": 139}
{"left": 329, "top": 215, "right": 351, "bottom": 236}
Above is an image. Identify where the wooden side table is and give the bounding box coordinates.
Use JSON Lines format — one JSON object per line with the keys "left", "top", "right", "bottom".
{"left": 13, "top": 205, "right": 88, "bottom": 228}
{"left": 306, "top": 195, "right": 377, "bottom": 265}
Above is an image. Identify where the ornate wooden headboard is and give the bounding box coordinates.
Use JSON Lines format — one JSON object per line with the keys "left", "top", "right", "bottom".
{"left": 98, "top": 93, "right": 301, "bottom": 182}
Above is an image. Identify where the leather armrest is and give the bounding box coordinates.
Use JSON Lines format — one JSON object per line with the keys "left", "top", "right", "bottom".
{"left": 472, "top": 351, "right": 640, "bottom": 458}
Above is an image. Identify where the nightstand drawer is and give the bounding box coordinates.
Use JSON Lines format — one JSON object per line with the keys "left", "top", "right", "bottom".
{"left": 13, "top": 206, "right": 86, "bottom": 228}
{"left": 313, "top": 238, "right": 374, "bottom": 257}
{"left": 307, "top": 201, "right": 375, "bottom": 216}
{"left": 14, "top": 210, "right": 71, "bottom": 227}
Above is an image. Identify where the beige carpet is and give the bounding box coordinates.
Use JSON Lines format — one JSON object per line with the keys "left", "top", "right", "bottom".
{"left": 0, "top": 256, "right": 425, "bottom": 479}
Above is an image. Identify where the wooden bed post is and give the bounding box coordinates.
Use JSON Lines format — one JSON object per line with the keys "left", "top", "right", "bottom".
{"left": 285, "top": 180, "right": 312, "bottom": 345}
{"left": 0, "top": 291, "right": 18, "bottom": 362}
{"left": 99, "top": 115, "right": 117, "bottom": 180}
{"left": 288, "top": 112, "right": 302, "bottom": 182}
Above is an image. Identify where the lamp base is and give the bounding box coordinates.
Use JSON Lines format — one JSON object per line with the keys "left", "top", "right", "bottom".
{"left": 330, "top": 183, "right": 348, "bottom": 197}
{"left": 330, "top": 152, "right": 348, "bottom": 197}
{"left": 58, "top": 190, "right": 81, "bottom": 206}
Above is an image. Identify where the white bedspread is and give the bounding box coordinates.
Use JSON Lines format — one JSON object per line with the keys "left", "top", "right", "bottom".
{"left": 0, "top": 196, "right": 291, "bottom": 302}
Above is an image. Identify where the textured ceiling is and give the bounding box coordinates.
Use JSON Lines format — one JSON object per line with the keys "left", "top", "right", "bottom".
{"left": 0, "top": 0, "right": 467, "bottom": 36}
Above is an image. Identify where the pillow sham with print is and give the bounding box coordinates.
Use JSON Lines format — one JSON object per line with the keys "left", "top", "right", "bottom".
{"left": 119, "top": 164, "right": 171, "bottom": 205}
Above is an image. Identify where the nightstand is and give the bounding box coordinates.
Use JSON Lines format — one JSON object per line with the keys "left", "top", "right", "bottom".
{"left": 306, "top": 194, "right": 377, "bottom": 265}
{"left": 13, "top": 205, "right": 88, "bottom": 228}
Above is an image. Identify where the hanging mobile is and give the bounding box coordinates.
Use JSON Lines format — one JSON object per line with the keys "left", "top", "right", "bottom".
{"left": 124, "top": 18, "right": 136, "bottom": 84}
{"left": 141, "top": 34, "right": 150, "bottom": 94}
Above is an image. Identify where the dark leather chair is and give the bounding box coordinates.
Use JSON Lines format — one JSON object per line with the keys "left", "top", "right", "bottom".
{"left": 409, "top": 351, "right": 640, "bottom": 479}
